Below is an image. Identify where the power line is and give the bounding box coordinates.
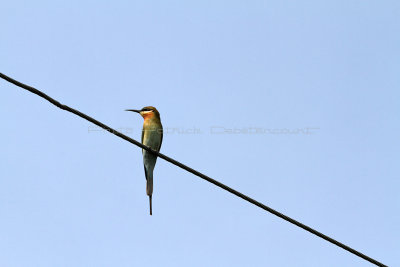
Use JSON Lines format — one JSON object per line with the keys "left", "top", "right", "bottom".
{"left": 0, "top": 72, "right": 387, "bottom": 267}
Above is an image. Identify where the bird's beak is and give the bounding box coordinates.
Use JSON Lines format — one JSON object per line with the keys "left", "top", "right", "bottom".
{"left": 125, "top": 109, "right": 141, "bottom": 113}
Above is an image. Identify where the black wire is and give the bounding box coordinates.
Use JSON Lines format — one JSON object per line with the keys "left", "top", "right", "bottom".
{"left": 0, "top": 72, "right": 387, "bottom": 267}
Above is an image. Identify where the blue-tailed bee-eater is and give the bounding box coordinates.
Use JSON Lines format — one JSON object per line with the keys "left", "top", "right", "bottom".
{"left": 126, "top": 106, "right": 163, "bottom": 215}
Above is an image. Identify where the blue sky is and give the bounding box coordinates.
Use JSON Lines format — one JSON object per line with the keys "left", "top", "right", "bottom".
{"left": 1, "top": 1, "right": 399, "bottom": 266}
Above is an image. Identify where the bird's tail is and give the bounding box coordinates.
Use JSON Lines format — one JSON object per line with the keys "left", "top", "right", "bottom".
{"left": 149, "top": 195, "right": 152, "bottom": 216}
{"left": 146, "top": 176, "right": 153, "bottom": 215}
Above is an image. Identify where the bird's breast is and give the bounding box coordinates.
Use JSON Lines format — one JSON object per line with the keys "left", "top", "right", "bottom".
{"left": 142, "top": 121, "right": 162, "bottom": 150}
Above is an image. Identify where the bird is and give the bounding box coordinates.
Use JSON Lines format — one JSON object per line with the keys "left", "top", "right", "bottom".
{"left": 126, "top": 106, "right": 163, "bottom": 215}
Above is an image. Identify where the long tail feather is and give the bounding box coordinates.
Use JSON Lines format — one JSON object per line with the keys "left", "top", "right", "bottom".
{"left": 144, "top": 156, "right": 154, "bottom": 215}
{"left": 149, "top": 195, "right": 152, "bottom": 215}
{"left": 146, "top": 176, "right": 153, "bottom": 215}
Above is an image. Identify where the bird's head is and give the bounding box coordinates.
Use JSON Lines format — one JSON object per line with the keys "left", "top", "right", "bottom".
{"left": 125, "top": 106, "right": 160, "bottom": 120}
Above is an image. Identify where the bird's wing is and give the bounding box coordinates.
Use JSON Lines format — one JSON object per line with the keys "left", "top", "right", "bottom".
{"left": 157, "top": 129, "right": 163, "bottom": 152}
{"left": 144, "top": 165, "right": 148, "bottom": 181}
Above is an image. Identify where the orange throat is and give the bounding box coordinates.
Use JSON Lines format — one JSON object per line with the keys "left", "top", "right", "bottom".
{"left": 142, "top": 112, "right": 154, "bottom": 120}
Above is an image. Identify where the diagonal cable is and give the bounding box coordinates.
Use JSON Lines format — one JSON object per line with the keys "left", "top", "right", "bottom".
{"left": 0, "top": 72, "right": 387, "bottom": 267}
